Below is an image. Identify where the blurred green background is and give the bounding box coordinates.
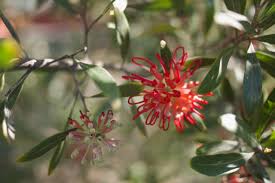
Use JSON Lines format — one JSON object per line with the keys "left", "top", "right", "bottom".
{"left": 0, "top": 0, "right": 274, "bottom": 183}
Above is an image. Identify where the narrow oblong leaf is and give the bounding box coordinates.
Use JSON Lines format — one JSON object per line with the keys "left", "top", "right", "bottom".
{"left": 191, "top": 153, "right": 253, "bottom": 176}
{"left": 114, "top": 8, "right": 130, "bottom": 62}
{"left": 129, "top": 0, "right": 173, "bottom": 11}
{"left": 221, "top": 77, "right": 235, "bottom": 102}
{"left": 17, "top": 129, "right": 74, "bottom": 162}
{"left": 5, "top": 81, "right": 24, "bottom": 109}
{"left": 54, "top": 0, "right": 76, "bottom": 14}
{"left": 196, "top": 140, "right": 239, "bottom": 155}
{"left": 91, "top": 82, "right": 143, "bottom": 98}
{"left": 255, "top": 89, "right": 275, "bottom": 138}
{"left": 262, "top": 130, "right": 275, "bottom": 150}
{"left": 256, "top": 51, "right": 275, "bottom": 77}
{"left": 258, "top": 2, "right": 275, "bottom": 30}
{"left": 247, "top": 156, "right": 272, "bottom": 183}
{"left": 160, "top": 40, "right": 172, "bottom": 71}
{"left": 215, "top": 11, "right": 255, "bottom": 33}
{"left": 0, "top": 10, "right": 20, "bottom": 43}
{"left": 256, "top": 34, "right": 275, "bottom": 44}
{"left": 80, "top": 63, "right": 121, "bottom": 109}
{"left": 184, "top": 57, "right": 215, "bottom": 69}
{"left": 198, "top": 47, "right": 233, "bottom": 94}
{"left": 224, "top": 0, "right": 246, "bottom": 14}
{"left": 219, "top": 113, "right": 262, "bottom": 149}
{"left": 204, "top": 0, "right": 215, "bottom": 34}
{"left": 48, "top": 141, "right": 65, "bottom": 175}
{"left": 243, "top": 43, "right": 262, "bottom": 116}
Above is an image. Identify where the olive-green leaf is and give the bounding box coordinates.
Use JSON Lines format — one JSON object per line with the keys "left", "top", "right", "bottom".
{"left": 129, "top": 0, "right": 173, "bottom": 11}
{"left": 54, "top": 0, "right": 76, "bottom": 14}
{"left": 191, "top": 153, "right": 253, "bottom": 176}
{"left": 91, "top": 82, "right": 143, "bottom": 98}
{"left": 224, "top": 0, "right": 246, "bottom": 14}
{"left": 256, "top": 51, "right": 275, "bottom": 77}
{"left": 160, "top": 40, "right": 172, "bottom": 71}
{"left": 247, "top": 156, "right": 272, "bottom": 183}
{"left": 5, "top": 81, "right": 24, "bottom": 109}
{"left": 258, "top": 2, "right": 275, "bottom": 30}
{"left": 256, "top": 34, "right": 275, "bottom": 44}
{"left": 221, "top": 77, "right": 235, "bottom": 102}
{"left": 243, "top": 43, "right": 262, "bottom": 116}
{"left": 184, "top": 57, "right": 215, "bottom": 69}
{"left": 196, "top": 140, "right": 239, "bottom": 156}
{"left": 255, "top": 89, "right": 275, "bottom": 138}
{"left": 48, "top": 141, "right": 65, "bottom": 175}
{"left": 0, "top": 10, "right": 20, "bottom": 43}
{"left": 262, "top": 130, "right": 275, "bottom": 150}
{"left": 204, "top": 0, "right": 215, "bottom": 34}
{"left": 219, "top": 113, "right": 262, "bottom": 149}
{"left": 17, "top": 129, "right": 74, "bottom": 162}
{"left": 114, "top": 8, "right": 130, "bottom": 62}
{"left": 81, "top": 64, "right": 120, "bottom": 107}
{"left": 198, "top": 47, "right": 233, "bottom": 94}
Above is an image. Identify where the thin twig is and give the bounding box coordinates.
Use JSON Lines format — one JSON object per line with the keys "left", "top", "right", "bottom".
{"left": 70, "top": 60, "right": 88, "bottom": 112}
{"left": 69, "top": 93, "right": 79, "bottom": 118}
{"left": 80, "top": 0, "right": 89, "bottom": 48}
{"left": 87, "top": 0, "right": 116, "bottom": 31}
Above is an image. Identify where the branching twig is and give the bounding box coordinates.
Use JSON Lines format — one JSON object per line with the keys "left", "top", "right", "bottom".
{"left": 87, "top": 0, "right": 116, "bottom": 31}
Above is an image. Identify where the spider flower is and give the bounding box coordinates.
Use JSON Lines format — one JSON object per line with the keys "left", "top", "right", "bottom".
{"left": 67, "top": 110, "right": 119, "bottom": 165}
{"left": 123, "top": 46, "right": 213, "bottom": 132}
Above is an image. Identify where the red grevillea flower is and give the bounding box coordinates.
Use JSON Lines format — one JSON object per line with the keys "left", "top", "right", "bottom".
{"left": 67, "top": 110, "right": 119, "bottom": 165}
{"left": 122, "top": 46, "right": 213, "bottom": 132}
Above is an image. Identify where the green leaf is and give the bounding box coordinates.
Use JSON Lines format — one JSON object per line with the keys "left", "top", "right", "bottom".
{"left": 243, "top": 43, "right": 262, "bottom": 116}
{"left": 247, "top": 156, "right": 272, "bottom": 183}
{"left": 255, "top": 89, "right": 275, "bottom": 138}
{"left": 224, "top": 0, "right": 246, "bottom": 14}
{"left": 5, "top": 80, "right": 24, "bottom": 109}
{"left": 256, "top": 34, "right": 275, "bottom": 44}
{"left": 0, "top": 70, "right": 30, "bottom": 143}
{"left": 215, "top": 11, "right": 255, "bottom": 33}
{"left": 17, "top": 129, "right": 74, "bottom": 162}
{"left": 0, "top": 73, "right": 4, "bottom": 91}
{"left": 81, "top": 64, "right": 120, "bottom": 108}
{"left": 204, "top": 0, "right": 215, "bottom": 34}
{"left": 198, "top": 47, "right": 233, "bottom": 94}
{"left": 258, "top": 1, "right": 275, "bottom": 30}
{"left": 220, "top": 77, "right": 235, "bottom": 102}
{"left": 256, "top": 51, "right": 275, "bottom": 77}
{"left": 54, "top": 0, "right": 76, "bottom": 14}
{"left": 196, "top": 140, "right": 239, "bottom": 156}
{"left": 219, "top": 113, "right": 262, "bottom": 149}
{"left": 114, "top": 8, "right": 130, "bottom": 62}
{"left": 160, "top": 40, "right": 172, "bottom": 71}
{"left": 0, "top": 10, "right": 20, "bottom": 43}
{"left": 191, "top": 153, "right": 253, "bottom": 176}
{"left": 184, "top": 57, "right": 215, "bottom": 69}
{"left": 91, "top": 82, "right": 143, "bottom": 98}
{"left": 48, "top": 141, "right": 65, "bottom": 175}
{"left": 262, "top": 130, "right": 275, "bottom": 150}
{"left": 131, "top": 104, "right": 147, "bottom": 137}
{"left": 130, "top": 0, "right": 173, "bottom": 11}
